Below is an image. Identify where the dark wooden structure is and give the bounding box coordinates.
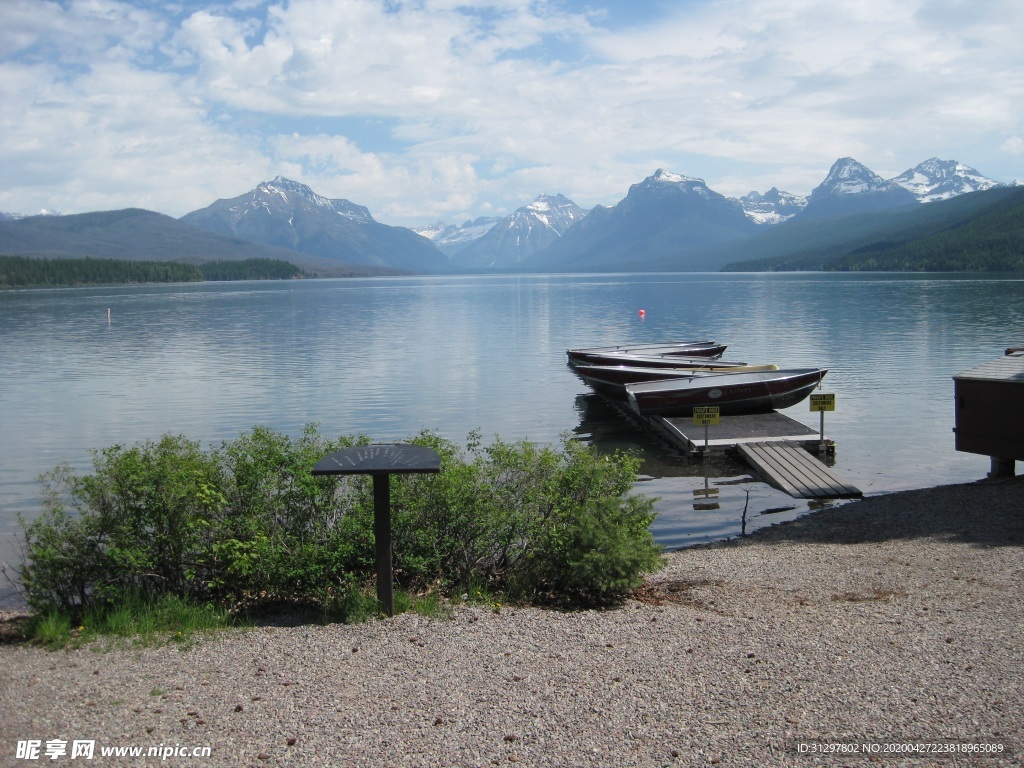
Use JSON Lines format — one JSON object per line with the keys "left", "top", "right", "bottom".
{"left": 313, "top": 444, "right": 442, "bottom": 616}
{"left": 953, "top": 351, "right": 1024, "bottom": 477}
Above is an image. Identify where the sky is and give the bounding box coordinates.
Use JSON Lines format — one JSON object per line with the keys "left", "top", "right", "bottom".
{"left": 2, "top": 0, "right": 1023, "bottom": 227}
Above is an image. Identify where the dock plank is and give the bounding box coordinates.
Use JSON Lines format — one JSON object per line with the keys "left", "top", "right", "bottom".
{"left": 737, "top": 441, "right": 861, "bottom": 499}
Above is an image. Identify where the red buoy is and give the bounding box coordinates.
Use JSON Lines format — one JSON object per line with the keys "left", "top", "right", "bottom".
{"left": 638, "top": 309, "right": 646, "bottom": 318}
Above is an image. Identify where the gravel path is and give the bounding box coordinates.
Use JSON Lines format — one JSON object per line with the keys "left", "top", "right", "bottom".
{"left": 1, "top": 476, "right": 1021, "bottom": 767}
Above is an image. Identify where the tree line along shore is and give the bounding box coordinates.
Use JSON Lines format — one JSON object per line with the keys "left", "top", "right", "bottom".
{"left": 0, "top": 255, "right": 305, "bottom": 288}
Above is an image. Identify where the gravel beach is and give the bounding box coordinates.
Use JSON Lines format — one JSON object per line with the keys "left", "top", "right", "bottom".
{"left": 1, "top": 476, "right": 1021, "bottom": 767}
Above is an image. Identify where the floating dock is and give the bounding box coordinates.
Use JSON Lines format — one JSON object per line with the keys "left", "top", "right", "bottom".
{"left": 628, "top": 409, "right": 861, "bottom": 500}
{"left": 658, "top": 411, "right": 827, "bottom": 456}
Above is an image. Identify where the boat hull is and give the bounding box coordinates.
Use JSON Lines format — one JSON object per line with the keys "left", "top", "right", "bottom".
{"left": 568, "top": 349, "right": 731, "bottom": 367}
{"left": 574, "top": 364, "right": 779, "bottom": 398}
{"left": 625, "top": 369, "right": 827, "bottom": 416}
{"left": 567, "top": 342, "right": 727, "bottom": 365}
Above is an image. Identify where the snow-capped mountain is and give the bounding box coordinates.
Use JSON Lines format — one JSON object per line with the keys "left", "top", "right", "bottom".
{"left": 738, "top": 188, "right": 807, "bottom": 224}
{"left": 800, "top": 157, "right": 918, "bottom": 219}
{"left": 182, "top": 177, "right": 446, "bottom": 271}
{"left": 614, "top": 170, "right": 754, "bottom": 224}
{"left": 630, "top": 169, "right": 720, "bottom": 200}
{"left": 528, "top": 169, "right": 757, "bottom": 271}
{"left": 198, "top": 176, "right": 375, "bottom": 224}
{"left": 0, "top": 209, "right": 62, "bottom": 221}
{"left": 450, "top": 194, "right": 588, "bottom": 268}
{"left": 818, "top": 157, "right": 897, "bottom": 195}
{"left": 892, "top": 158, "right": 1003, "bottom": 202}
{"left": 413, "top": 216, "right": 501, "bottom": 255}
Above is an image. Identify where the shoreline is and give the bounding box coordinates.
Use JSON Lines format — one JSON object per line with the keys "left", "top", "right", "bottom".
{"left": 1, "top": 475, "right": 1021, "bottom": 766}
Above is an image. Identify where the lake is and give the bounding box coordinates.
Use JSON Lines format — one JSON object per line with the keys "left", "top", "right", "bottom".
{"left": 2, "top": 272, "right": 1022, "bottom": 606}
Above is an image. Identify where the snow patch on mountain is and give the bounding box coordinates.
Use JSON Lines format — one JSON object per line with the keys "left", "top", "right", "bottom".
{"left": 892, "top": 158, "right": 1003, "bottom": 202}
{"left": 738, "top": 188, "right": 807, "bottom": 225}
{"left": 413, "top": 217, "right": 501, "bottom": 250}
{"left": 231, "top": 176, "right": 375, "bottom": 223}
{"left": 641, "top": 169, "right": 715, "bottom": 199}
{"left": 516, "top": 194, "right": 587, "bottom": 233}
{"left": 0, "top": 209, "right": 62, "bottom": 221}
{"left": 817, "top": 157, "right": 895, "bottom": 196}
{"left": 446, "top": 193, "right": 588, "bottom": 268}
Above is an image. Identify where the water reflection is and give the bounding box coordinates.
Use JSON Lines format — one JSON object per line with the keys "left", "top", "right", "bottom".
{"left": 571, "top": 388, "right": 832, "bottom": 549}
{"left": 1, "top": 273, "right": 1019, "bottom": 588}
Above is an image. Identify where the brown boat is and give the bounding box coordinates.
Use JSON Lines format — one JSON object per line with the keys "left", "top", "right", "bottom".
{"left": 624, "top": 368, "right": 827, "bottom": 416}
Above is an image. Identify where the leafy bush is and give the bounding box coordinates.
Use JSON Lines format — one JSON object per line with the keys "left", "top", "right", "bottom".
{"left": 389, "top": 432, "right": 663, "bottom": 604}
{"left": 20, "top": 426, "right": 662, "bottom": 618}
{"left": 23, "top": 435, "right": 228, "bottom": 610}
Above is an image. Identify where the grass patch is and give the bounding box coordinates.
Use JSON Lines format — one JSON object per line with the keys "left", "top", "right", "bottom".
{"left": 409, "top": 591, "right": 449, "bottom": 619}
{"left": 329, "top": 585, "right": 452, "bottom": 622}
{"left": 23, "top": 592, "right": 239, "bottom": 649}
{"left": 226, "top": 584, "right": 454, "bottom": 629}
{"left": 26, "top": 611, "right": 74, "bottom": 650}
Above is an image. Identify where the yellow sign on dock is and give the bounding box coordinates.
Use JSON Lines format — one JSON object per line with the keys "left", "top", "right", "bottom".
{"left": 692, "top": 406, "right": 720, "bottom": 426}
{"left": 810, "top": 393, "right": 836, "bottom": 412}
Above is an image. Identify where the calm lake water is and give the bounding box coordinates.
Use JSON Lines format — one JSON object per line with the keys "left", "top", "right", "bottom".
{"left": 2, "top": 272, "right": 1022, "bottom": 605}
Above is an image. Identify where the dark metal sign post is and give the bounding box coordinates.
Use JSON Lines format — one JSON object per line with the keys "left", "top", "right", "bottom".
{"left": 312, "top": 443, "right": 442, "bottom": 616}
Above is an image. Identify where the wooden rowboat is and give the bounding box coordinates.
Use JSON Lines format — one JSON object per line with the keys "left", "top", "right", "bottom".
{"left": 624, "top": 368, "right": 827, "bottom": 417}
{"left": 573, "top": 363, "right": 779, "bottom": 398}
{"left": 567, "top": 341, "right": 726, "bottom": 365}
{"left": 568, "top": 350, "right": 733, "bottom": 368}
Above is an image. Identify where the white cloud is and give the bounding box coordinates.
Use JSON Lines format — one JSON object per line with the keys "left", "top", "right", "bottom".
{"left": 1000, "top": 136, "right": 1024, "bottom": 156}
{"left": 1, "top": 0, "right": 1022, "bottom": 224}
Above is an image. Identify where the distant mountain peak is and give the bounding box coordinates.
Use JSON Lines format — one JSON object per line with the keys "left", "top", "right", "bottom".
{"left": 817, "top": 157, "right": 890, "bottom": 195}
{"left": 246, "top": 176, "right": 374, "bottom": 223}
{"left": 262, "top": 176, "right": 313, "bottom": 193}
{"left": 511, "top": 194, "right": 587, "bottom": 232}
{"left": 738, "top": 187, "right": 807, "bottom": 225}
{"left": 526, "top": 193, "right": 573, "bottom": 212}
{"left": 447, "top": 193, "right": 588, "bottom": 268}
{"left": 412, "top": 216, "right": 501, "bottom": 253}
{"left": 651, "top": 168, "right": 702, "bottom": 185}
{"left": 644, "top": 168, "right": 711, "bottom": 190}
{"left": 802, "top": 157, "right": 918, "bottom": 218}
{"left": 628, "top": 169, "right": 722, "bottom": 205}
{"left": 892, "top": 158, "right": 1003, "bottom": 202}
{"left": 0, "top": 209, "right": 63, "bottom": 221}
{"left": 182, "top": 178, "right": 445, "bottom": 271}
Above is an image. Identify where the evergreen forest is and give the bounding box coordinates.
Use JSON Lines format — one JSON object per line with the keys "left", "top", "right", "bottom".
{"left": 0, "top": 256, "right": 304, "bottom": 288}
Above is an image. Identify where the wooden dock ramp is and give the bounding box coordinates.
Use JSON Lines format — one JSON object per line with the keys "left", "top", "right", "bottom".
{"left": 736, "top": 440, "right": 861, "bottom": 499}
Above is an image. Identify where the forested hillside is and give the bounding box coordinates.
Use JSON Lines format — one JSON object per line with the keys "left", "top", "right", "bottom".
{"left": 720, "top": 186, "right": 1024, "bottom": 272}
{"left": 827, "top": 187, "right": 1024, "bottom": 271}
{"left": 0, "top": 256, "right": 304, "bottom": 288}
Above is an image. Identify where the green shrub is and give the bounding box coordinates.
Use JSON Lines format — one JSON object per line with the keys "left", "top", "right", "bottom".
{"left": 22, "top": 435, "right": 227, "bottom": 612}
{"left": 19, "top": 426, "right": 662, "bottom": 620}
{"left": 210, "top": 424, "right": 374, "bottom": 604}
{"left": 390, "top": 431, "right": 663, "bottom": 605}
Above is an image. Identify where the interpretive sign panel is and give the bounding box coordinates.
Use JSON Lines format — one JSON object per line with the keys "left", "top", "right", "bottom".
{"left": 313, "top": 444, "right": 441, "bottom": 616}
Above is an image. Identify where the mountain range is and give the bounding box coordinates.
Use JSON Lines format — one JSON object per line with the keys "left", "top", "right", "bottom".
{"left": 180, "top": 177, "right": 447, "bottom": 272}
{"left": 0, "top": 208, "right": 398, "bottom": 277}
{"left": 443, "top": 194, "right": 588, "bottom": 269}
{"left": 0, "top": 157, "right": 1016, "bottom": 274}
